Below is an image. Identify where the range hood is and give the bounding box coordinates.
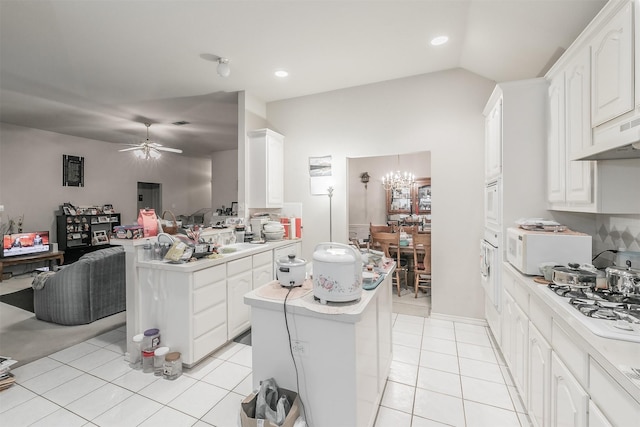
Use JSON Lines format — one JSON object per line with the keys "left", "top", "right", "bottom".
{"left": 573, "top": 112, "right": 640, "bottom": 160}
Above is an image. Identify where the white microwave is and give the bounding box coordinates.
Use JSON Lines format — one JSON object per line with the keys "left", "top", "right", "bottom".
{"left": 506, "top": 227, "right": 592, "bottom": 275}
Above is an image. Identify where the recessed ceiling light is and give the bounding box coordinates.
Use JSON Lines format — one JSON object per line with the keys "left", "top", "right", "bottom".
{"left": 430, "top": 36, "right": 449, "bottom": 46}
{"left": 274, "top": 70, "right": 289, "bottom": 78}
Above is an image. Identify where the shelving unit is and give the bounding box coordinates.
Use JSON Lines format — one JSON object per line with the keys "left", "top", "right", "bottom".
{"left": 56, "top": 213, "right": 121, "bottom": 251}
{"left": 385, "top": 177, "right": 431, "bottom": 223}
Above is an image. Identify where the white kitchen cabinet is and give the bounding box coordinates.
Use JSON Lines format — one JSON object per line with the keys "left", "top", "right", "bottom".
{"left": 564, "top": 48, "right": 595, "bottom": 205}
{"left": 512, "top": 301, "right": 529, "bottom": 402}
{"left": 589, "top": 358, "right": 640, "bottom": 427}
{"left": 550, "top": 352, "right": 589, "bottom": 427}
{"left": 528, "top": 322, "right": 551, "bottom": 427}
{"left": 227, "top": 257, "right": 253, "bottom": 338}
{"left": 589, "top": 400, "right": 613, "bottom": 427}
{"left": 547, "top": 48, "right": 597, "bottom": 209}
{"left": 248, "top": 129, "right": 284, "bottom": 208}
{"left": 484, "top": 96, "right": 502, "bottom": 180}
{"left": 590, "top": 0, "right": 634, "bottom": 127}
{"left": 501, "top": 290, "right": 515, "bottom": 368}
{"left": 252, "top": 250, "right": 273, "bottom": 290}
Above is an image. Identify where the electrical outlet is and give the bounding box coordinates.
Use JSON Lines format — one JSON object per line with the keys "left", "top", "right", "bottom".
{"left": 291, "top": 340, "right": 306, "bottom": 355}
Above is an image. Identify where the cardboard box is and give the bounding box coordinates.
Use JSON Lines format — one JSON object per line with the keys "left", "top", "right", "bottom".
{"left": 240, "top": 388, "right": 300, "bottom": 427}
{"left": 113, "top": 225, "right": 144, "bottom": 239}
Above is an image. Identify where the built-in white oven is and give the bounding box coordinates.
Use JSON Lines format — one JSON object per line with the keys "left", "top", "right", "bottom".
{"left": 484, "top": 178, "right": 501, "bottom": 232}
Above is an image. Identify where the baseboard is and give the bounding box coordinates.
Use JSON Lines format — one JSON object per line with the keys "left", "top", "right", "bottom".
{"left": 430, "top": 312, "right": 488, "bottom": 326}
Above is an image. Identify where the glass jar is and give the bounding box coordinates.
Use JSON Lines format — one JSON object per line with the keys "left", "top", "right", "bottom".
{"left": 129, "top": 333, "right": 144, "bottom": 370}
{"left": 163, "top": 352, "right": 182, "bottom": 380}
{"left": 142, "top": 349, "right": 155, "bottom": 373}
{"left": 143, "top": 328, "right": 160, "bottom": 350}
{"left": 153, "top": 346, "right": 170, "bottom": 376}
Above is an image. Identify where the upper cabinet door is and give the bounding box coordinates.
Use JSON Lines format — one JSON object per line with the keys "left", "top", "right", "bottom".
{"left": 591, "top": 1, "right": 634, "bottom": 127}
{"left": 565, "top": 48, "right": 594, "bottom": 205}
{"left": 547, "top": 76, "right": 566, "bottom": 204}
{"left": 485, "top": 97, "right": 503, "bottom": 180}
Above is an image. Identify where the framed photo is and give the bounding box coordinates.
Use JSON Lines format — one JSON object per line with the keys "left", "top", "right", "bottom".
{"left": 98, "top": 216, "right": 110, "bottom": 223}
{"left": 230, "top": 202, "right": 238, "bottom": 214}
{"left": 62, "top": 155, "right": 84, "bottom": 187}
{"left": 103, "top": 204, "right": 114, "bottom": 214}
{"left": 92, "top": 230, "right": 109, "bottom": 244}
{"left": 63, "top": 206, "right": 71, "bottom": 215}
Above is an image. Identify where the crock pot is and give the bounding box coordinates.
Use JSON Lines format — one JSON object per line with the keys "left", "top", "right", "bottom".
{"left": 276, "top": 254, "right": 307, "bottom": 287}
{"left": 551, "top": 263, "right": 597, "bottom": 289}
{"left": 312, "top": 242, "right": 362, "bottom": 304}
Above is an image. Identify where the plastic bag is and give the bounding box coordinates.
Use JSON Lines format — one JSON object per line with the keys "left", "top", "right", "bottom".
{"left": 255, "top": 378, "right": 291, "bottom": 426}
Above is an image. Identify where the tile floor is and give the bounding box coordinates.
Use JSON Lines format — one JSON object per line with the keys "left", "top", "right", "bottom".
{"left": 0, "top": 314, "right": 530, "bottom": 427}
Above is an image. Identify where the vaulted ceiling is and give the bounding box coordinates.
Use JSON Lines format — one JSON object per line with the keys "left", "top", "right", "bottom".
{"left": 0, "top": 0, "right": 607, "bottom": 157}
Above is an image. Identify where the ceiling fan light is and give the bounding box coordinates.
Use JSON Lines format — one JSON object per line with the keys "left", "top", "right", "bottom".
{"left": 134, "top": 149, "right": 146, "bottom": 159}
{"left": 149, "top": 149, "right": 161, "bottom": 159}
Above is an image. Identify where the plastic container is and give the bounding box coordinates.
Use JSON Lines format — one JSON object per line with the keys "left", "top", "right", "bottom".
{"left": 129, "top": 333, "right": 144, "bottom": 369}
{"left": 142, "top": 349, "right": 155, "bottom": 373}
{"left": 153, "top": 346, "right": 170, "bottom": 376}
{"left": 143, "top": 239, "right": 152, "bottom": 261}
{"left": 163, "top": 352, "right": 183, "bottom": 380}
{"left": 143, "top": 328, "right": 160, "bottom": 350}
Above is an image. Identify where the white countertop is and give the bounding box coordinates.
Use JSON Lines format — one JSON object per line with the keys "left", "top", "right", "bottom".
{"left": 133, "top": 239, "right": 301, "bottom": 272}
{"left": 505, "top": 263, "right": 640, "bottom": 400}
{"left": 245, "top": 264, "right": 395, "bottom": 323}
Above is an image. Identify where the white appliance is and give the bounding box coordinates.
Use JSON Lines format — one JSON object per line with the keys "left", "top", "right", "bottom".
{"left": 506, "top": 227, "right": 592, "bottom": 275}
{"left": 480, "top": 239, "right": 500, "bottom": 311}
{"left": 312, "top": 242, "right": 362, "bottom": 304}
{"left": 575, "top": 111, "right": 640, "bottom": 160}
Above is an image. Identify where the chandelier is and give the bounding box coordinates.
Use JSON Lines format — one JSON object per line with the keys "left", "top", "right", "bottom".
{"left": 381, "top": 156, "right": 414, "bottom": 191}
{"left": 382, "top": 170, "right": 415, "bottom": 191}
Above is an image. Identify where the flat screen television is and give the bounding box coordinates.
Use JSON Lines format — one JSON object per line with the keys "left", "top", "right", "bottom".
{"left": 2, "top": 231, "right": 51, "bottom": 258}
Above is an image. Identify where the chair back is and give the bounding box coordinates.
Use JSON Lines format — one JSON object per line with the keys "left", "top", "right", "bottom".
{"left": 370, "top": 231, "right": 400, "bottom": 262}
{"left": 412, "top": 232, "right": 431, "bottom": 274}
{"left": 370, "top": 223, "right": 393, "bottom": 235}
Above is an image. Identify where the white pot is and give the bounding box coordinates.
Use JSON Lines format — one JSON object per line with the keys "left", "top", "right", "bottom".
{"left": 276, "top": 254, "right": 307, "bottom": 287}
{"left": 312, "top": 242, "right": 363, "bottom": 304}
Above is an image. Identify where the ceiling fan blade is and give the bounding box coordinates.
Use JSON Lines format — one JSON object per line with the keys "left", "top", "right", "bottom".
{"left": 155, "top": 146, "right": 183, "bottom": 153}
{"left": 119, "top": 146, "right": 142, "bottom": 152}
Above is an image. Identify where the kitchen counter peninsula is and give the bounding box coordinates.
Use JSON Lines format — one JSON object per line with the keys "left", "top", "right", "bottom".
{"left": 111, "top": 237, "right": 301, "bottom": 366}
{"left": 244, "top": 266, "right": 394, "bottom": 427}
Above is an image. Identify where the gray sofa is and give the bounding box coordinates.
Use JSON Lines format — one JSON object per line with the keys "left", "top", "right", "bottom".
{"left": 33, "top": 246, "right": 126, "bottom": 325}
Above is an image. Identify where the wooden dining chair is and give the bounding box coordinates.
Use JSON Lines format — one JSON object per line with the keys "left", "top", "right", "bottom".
{"left": 370, "top": 222, "right": 393, "bottom": 236}
{"left": 412, "top": 231, "right": 432, "bottom": 298}
{"left": 370, "top": 231, "right": 406, "bottom": 296}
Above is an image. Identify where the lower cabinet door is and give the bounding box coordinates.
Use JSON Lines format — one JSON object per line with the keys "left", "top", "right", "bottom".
{"left": 550, "top": 352, "right": 588, "bottom": 427}
{"left": 227, "top": 270, "right": 252, "bottom": 338}
{"left": 528, "top": 322, "right": 551, "bottom": 427}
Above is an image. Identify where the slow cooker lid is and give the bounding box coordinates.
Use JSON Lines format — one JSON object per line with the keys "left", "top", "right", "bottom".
{"left": 278, "top": 253, "right": 306, "bottom": 266}
{"left": 313, "top": 247, "right": 355, "bottom": 263}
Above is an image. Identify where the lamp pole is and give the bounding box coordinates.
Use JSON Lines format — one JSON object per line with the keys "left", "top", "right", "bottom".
{"left": 327, "top": 186, "right": 334, "bottom": 242}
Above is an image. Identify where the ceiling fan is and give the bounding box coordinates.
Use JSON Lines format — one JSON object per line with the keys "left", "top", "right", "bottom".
{"left": 119, "top": 123, "right": 183, "bottom": 159}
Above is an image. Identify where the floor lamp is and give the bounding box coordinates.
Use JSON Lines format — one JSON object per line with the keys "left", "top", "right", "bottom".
{"left": 327, "top": 186, "right": 334, "bottom": 242}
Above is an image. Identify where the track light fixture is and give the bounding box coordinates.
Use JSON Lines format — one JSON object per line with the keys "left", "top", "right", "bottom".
{"left": 217, "top": 58, "right": 230, "bottom": 77}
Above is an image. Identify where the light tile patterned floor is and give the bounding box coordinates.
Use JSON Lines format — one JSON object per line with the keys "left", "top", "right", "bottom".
{"left": 1, "top": 315, "right": 530, "bottom": 426}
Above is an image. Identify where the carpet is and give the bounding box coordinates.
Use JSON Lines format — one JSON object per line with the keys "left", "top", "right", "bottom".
{"left": 0, "top": 287, "right": 34, "bottom": 313}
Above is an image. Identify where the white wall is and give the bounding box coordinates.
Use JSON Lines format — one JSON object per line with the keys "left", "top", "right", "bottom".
{"left": 0, "top": 123, "right": 211, "bottom": 239}
{"left": 211, "top": 149, "right": 238, "bottom": 212}
{"left": 267, "top": 68, "right": 495, "bottom": 319}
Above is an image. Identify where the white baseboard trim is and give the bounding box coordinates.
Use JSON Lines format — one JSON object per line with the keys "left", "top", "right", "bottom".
{"left": 430, "top": 312, "right": 488, "bottom": 327}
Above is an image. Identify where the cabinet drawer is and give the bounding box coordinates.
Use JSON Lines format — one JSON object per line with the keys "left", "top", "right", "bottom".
{"left": 193, "top": 323, "right": 227, "bottom": 362}
{"left": 253, "top": 250, "right": 273, "bottom": 267}
{"left": 552, "top": 320, "right": 588, "bottom": 387}
{"left": 194, "top": 265, "right": 225, "bottom": 289}
{"left": 512, "top": 276, "right": 529, "bottom": 312}
{"left": 193, "top": 280, "right": 225, "bottom": 314}
{"left": 227, "top": 257, "right": 252, "bottom": 276}
{"left": 589, "top": 359, "right": 640, "bottom": 426}
{"left": 529, "top": 296, "right": 552, "bottom": 342}
{"left": 193, "top": 304, "right": 226, "bottom": 338}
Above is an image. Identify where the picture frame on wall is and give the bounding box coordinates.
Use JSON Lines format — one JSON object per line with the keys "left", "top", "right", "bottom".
{"left": 62, "top": 155, "right": 84, "bottom": 187}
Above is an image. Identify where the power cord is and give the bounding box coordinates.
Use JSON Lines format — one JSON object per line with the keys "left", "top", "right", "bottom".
{"left": 283, "top": 286, "right": 309, "bottom": 427}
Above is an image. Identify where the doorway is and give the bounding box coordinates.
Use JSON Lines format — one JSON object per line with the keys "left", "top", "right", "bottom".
{"left": 137, "top": 182, "right": 162, "bottom": 215}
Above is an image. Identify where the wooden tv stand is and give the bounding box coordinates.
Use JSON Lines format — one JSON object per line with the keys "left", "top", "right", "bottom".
{"left": 0, "top": 251, "right": 64, "bottom": 282}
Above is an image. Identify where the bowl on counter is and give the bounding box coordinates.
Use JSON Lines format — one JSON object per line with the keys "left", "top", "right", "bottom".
{"left": 263, "top": 231, "right": 284, "bottom": 241}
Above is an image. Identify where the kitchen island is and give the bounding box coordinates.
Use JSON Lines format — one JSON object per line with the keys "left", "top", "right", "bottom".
{"left": 244, "top": 266, "right": 394, "bottom": 427}
{"left": 112, "top": 237, "right": 301, "bottom": 366}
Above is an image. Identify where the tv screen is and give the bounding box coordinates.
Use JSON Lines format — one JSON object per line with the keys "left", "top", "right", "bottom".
{"left": 2, "top": 231, "right": 51, "bottom": 258}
